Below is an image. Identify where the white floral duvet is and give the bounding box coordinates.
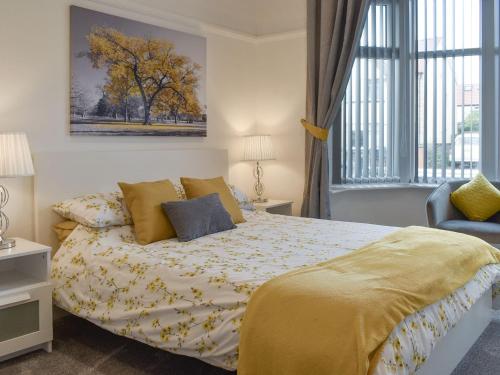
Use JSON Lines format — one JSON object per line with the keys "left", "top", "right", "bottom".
{"left": 51, "top": 211, "right": 500, "bottom": 374}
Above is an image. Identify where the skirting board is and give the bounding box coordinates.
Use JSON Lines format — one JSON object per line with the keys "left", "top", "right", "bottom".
{"left": 417, "top": 288, "right": 492, "bottom": 375}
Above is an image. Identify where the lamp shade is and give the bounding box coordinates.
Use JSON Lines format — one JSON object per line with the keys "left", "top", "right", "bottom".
{"left": 243, "top": 135, "right": 275, "bottom": 161}
{"left": 0, "top": 132, "right": 35, "bottom": 177}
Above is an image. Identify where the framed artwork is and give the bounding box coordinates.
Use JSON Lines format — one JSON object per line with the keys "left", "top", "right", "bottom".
{"left": 70, "top": 6, "right": 207, "bottom": 136}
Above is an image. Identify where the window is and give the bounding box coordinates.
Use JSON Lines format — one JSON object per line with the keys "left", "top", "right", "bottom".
{"left": 415, "top": 0, "right": 481, "bottom": 182}
{"left": 340, "top": 0, "right": 400, "bottom": 183}
{"left": 337, "top": 0, "right": 500, "bottom": 185}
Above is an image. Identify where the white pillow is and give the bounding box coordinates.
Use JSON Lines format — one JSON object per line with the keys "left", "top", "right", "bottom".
{"left": 173, "top": 183, "right": 187, "bottom": 200}
{"left": 52, "top": 192, "right": 131, "bottom": 228}
{"left": 229, "top": 185, "right": 255, "bottom": 211}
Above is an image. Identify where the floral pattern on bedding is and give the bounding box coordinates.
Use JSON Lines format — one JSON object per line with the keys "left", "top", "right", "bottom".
{"left": 52, "top": 191, "right": 131, "bottom": 227}
{"left": 173, "top": 183, "right": 187, "bottom": 200}
{"left": 51, "top": 211, "right": 499, "bottom": 373}
{"left": 375, "top": 265, "right": 498, "bottom": 374}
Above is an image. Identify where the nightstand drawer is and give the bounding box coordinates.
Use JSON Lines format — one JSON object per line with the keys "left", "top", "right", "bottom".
{"left": 0, "top": 300, "right": 39, "bottom": 342}
{"left": 0, "top": 283, "right": 52, "bottom": 359}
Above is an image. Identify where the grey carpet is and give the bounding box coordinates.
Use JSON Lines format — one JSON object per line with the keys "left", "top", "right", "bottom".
{"left": 0, "top": 309, "right": 234, "bottom": 375}
{"left": 451, "top": 320, "right": 500, "bottom": 375}
{"left": 0, "top": 309, "right": 499, "bottom": 374}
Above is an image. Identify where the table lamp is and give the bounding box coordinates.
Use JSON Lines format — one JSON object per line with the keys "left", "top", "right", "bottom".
{"left": 243, "top": 135, "right": 275, "bottom": 203}
{"left": 0, "top": 132, "right": 35, "bottom": 249}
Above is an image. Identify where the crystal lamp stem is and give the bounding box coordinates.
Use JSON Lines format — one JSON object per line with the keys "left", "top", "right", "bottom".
{"left": 0, "top": 185, "right": 15, "bottom": 250}
{"left": 253, "top": 161, "right": 267, "bottom": 203}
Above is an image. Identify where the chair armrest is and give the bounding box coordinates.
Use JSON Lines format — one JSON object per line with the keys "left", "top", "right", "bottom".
{"left": 426, "top": 183, "right": 454, "bottom": 227}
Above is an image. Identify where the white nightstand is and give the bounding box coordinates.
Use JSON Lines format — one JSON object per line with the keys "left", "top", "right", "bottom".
{"left": 254, "top": 200, "right": 293, "bottom": 216}
{"left": 0, "top": 238, "right": 52, "bottom": 361}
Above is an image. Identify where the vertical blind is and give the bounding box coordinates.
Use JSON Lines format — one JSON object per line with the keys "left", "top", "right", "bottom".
{"left": 490, "top": 0, "right": 500, "bottom": 179}
{"left": 337, "top": 0, "right": 496, "bottom": 184}
{"left": 414, "top": 0, "right": 481, "bottom": 183}
{"left": 340, "top": 0, "right": 400, "bottom": 183}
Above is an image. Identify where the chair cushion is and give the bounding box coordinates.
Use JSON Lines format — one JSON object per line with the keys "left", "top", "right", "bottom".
{"left": 450, "top": 173, "right": 500, "bottom": 221}
{"left": 437, "top": 220, "right": 500, "bottom": 244}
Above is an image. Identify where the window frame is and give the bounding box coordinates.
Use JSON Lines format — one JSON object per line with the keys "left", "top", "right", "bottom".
{"left": 335, "top": 0, "right": 401, "bottom": 184}
{"left": 334, "top": 0, "right": 500, "bottom": 186}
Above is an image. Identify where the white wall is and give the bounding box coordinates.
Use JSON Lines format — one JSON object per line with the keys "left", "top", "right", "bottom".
{"left": 255, "top": 33, "right": 307, "bottom": 215}
{"left": 0, "top": 0, "right": 258, "bottom": 240}
{"left": 132, "top": 0, "right": 258, "bottom": 35}
{"left": 131, "top": 0, "right": 307, "bottom": 36}
{"left": 331, "top": 187, "right": 434, "bottom": 227}
{"left": 96, "top": 0, "right": 308, "bottom": 36}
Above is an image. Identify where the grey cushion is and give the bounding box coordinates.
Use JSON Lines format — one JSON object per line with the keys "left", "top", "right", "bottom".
{"left": 162, "top": 193, "right": 236, "bottom": 242}
{"left": 437, "top": 220, "right": 500, "bottom": 244}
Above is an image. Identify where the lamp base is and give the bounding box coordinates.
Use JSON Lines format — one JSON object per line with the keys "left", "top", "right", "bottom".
{"left": 0, "top": 238, "right": 15, "bottom": 250}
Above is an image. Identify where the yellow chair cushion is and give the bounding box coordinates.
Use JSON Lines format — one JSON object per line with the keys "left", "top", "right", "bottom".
{"left": 119, "top": 180, "right": 179, "bottom": 245}
{"left": 180, "top": 176, "right": 245, "bottom": 224}
{"left": 450, "top": 173, "right": 500, "bottom": 221}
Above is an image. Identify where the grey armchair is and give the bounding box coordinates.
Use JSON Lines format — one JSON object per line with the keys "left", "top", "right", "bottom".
{"left": 426, "top": 180, "right": 500, "bottom": 244}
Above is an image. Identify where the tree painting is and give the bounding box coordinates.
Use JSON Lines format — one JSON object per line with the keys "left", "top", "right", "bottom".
{"left": 70, "top": 6, "right": 207, "bottom": 136}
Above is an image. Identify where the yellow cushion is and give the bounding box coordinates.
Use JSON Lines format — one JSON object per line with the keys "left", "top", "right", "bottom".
{"left": 180, "top": 176, "right": 245, "bottom": 224}
{"left": 450, "top": 173, "right": 500, "bottom": 221}
{"left": 53, "top": 220, "right": 78, "bottom": 242}
{"left": 119, "top": 180, "right": 179, "bottom": 245}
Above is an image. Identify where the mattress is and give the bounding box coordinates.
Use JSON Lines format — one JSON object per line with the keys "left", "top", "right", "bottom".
{"left": 51, "top": 210, "right": 500, "bottom": 374}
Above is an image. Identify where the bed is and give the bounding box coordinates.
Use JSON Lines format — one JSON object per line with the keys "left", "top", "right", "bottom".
{"left": 34, "top": 149, "right": 500, "bottom": 375}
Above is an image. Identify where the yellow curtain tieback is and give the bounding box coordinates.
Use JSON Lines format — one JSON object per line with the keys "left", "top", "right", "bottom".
{"left": 300, "top": 119, "right": 329, "bottom": 141}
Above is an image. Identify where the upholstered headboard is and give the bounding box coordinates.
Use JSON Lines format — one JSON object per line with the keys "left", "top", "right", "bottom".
{"left": 33, "top": 149, "right": 228, "bottom": 250}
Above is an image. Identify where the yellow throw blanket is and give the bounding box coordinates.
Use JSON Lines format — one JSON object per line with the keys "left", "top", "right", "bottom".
{"left": 238, "top": 226, "right": 500, "bottom": 375}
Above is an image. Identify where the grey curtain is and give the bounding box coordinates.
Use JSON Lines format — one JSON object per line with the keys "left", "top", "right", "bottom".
{"left": 301, "top": 0, "right": 370, "bottom": 219}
